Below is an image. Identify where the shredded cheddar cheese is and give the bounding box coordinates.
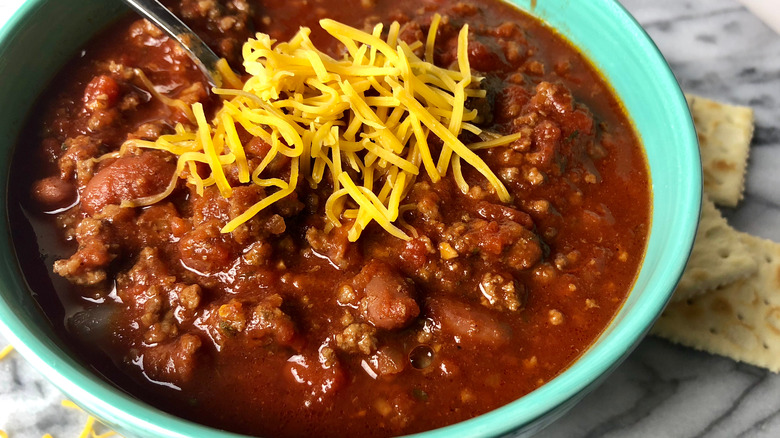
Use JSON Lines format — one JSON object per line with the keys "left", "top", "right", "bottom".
{"left": 121, "top": 16, "right": 523, "bottom": 241}
{"left": 132, "top": 68, "right": 195, "bottom": 124}
{"left": 61, "top": 400, "right": 117, "bottom": 438}
{"left": 0, "top": 345, "right": 13, "bottom": 361}
{"left": 78, "top": 417, "right": 96, "bottom": 438}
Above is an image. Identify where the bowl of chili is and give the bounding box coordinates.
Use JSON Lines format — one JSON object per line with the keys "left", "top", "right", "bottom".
{"left": 0, "top": 0, "right": 700, "bottom": 437}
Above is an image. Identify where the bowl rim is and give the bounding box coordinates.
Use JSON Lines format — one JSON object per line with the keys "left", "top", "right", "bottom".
{"left": 0, "top": 0, "right": 702, "bottom": 437}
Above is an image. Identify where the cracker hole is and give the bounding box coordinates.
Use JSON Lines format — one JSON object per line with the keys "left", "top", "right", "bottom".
{"left": 737, "top": 314, "right": 744, "bottom": 321}
{"left": 709, "top": 328, "right": 718, "bottom": 335}
{"left": 764, "top": 343, "right": 770, "bottom": 350}
{"left": 718, "top": 248, "right": 730, "bottom": 259}
{"left": 765, "top": 255, "right": 773, "bottom": 263}
{"left": 686, "top": 299, "right": 693, "bottom": 306}
{"left": 765, "top": 299, "right": 770, "bottom": 305}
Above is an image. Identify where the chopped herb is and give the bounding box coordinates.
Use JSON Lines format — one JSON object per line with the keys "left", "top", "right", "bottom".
{"left": 412, "top": 388, "right": 429, "bottom": 402}
{"left": 219, "top": 320, "right": 237, "bottom": 336}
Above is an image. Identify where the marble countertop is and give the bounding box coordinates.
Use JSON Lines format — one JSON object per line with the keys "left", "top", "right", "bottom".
{"left": 1, "top": 0, "right": 779, "bottom": 436}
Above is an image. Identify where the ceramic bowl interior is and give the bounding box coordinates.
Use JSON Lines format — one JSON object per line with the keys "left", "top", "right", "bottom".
{"left": 0, "top": 0, "right": 701, "bottom": 437}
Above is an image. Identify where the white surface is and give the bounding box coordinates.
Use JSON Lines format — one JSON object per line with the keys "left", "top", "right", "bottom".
{"left": 1, "top": 0, "right": 780, "bottom": 437}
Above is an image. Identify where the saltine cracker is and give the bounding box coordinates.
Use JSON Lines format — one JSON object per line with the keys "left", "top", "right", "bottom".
{"left": 686, "top": 94, "right": 754, "bottom": 207}
{"left": 653, "top": 234, "right": 780, "bottom": 372}
{"left": 671, "top": 195, "right": 757, "bottom": 302}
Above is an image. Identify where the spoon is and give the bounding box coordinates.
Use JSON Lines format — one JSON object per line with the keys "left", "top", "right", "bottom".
{"left": 120, "top": 0, "right": 223, "bottom": 87}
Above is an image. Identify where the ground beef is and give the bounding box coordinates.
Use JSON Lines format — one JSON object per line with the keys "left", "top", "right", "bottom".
{"left": 335, "top": 323, "right": 378, "bottom": 355}
{"left": 52, "top": 218, "right": 115, "bottom": 285}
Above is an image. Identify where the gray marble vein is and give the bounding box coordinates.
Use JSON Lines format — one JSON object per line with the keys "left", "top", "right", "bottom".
{"left": 1, "top": 0, "right": 780, "bottom": 437}
{"left": 0, "top": 339, "right": 89, "bottom": 436}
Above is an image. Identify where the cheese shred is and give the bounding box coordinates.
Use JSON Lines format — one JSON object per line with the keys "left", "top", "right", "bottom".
{"left": 61, "top": 400, "right": 117, "bottom": 438}
{"left": 0, "top": 345, "right": 13, "bottom": 360}
{"left": 121, "top": 15, "right": 520, "bottom": 241}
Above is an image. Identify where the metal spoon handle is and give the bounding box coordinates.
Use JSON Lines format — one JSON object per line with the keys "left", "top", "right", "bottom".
{"left": 121, "top": 0, "right": 223, "bottom": 87}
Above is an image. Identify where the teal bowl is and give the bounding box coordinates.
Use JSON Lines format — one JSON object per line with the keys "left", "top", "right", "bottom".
{"left": 0, "top": 0, "right": 701, "bottom": 437}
